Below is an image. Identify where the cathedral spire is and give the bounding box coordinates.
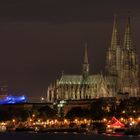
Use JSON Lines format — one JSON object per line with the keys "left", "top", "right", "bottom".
{"left": 111, "top": 15, "right": 120, "bottom": 48}
{"left": 123, "top": 16, "right": 133, "bottom": 49}
{"left": 84, "top": 41, "right": 88, "bottom": 64}
{"left": 82, "top": 42, "right": 89, "bottom": 78}
{"left": 106, "top": 15, "right": 121, "bottom": 76}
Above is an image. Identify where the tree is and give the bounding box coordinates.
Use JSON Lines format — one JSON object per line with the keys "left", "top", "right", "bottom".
{"left": 90, "top": 99, "right": 108, "bottom": 120}
{"left": 65, "top": 107, "right": 90, "bottom": 119}
{"left": 38, "top": 106, "right": 57, "bottom": 119}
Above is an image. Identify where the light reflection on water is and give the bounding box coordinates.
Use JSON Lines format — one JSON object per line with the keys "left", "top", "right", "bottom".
{"left": 105, "top": 133, "right": 140, "bottom": 138}
{"left": 105, "top": 133, "right": 125, "bottom": 137}
{"left": 0, "top": 132, "right": 140, "bottom": 140}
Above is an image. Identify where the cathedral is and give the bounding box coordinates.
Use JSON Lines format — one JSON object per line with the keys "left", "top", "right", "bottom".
{"left": 47, "top": 16, "right": 139, "bottom": 103}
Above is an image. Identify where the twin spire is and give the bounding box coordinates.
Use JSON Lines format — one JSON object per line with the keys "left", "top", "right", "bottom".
{"left": 111, "top": 15, "right": 120, "bottom": 48}
{"left": 111, "top": 15, "right": 133, "bottom": 49}
{"left": 82, "top": 15, "right": 133, "bottom": 77}
{"left": 124, "top": 16, "right": 133, "bottom": 49}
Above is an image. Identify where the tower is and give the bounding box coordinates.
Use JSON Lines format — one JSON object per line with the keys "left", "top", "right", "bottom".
{"left": 106, "top": 15, "right": 121, "bottom": 76}
{"left": 120, "top": 16, "right": 139, "bottom": 97}
{"left": 82, "top": 42, "right": 89, "bottom": 79}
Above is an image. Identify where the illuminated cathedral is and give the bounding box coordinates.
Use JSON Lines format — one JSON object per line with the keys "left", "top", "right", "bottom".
{"left": 47, "top": 16, "right": 139, "bottom": 103}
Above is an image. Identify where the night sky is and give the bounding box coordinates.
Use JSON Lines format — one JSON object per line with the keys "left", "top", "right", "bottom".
{"left": 0, "top": 0, "right": 140, "bottom": 101}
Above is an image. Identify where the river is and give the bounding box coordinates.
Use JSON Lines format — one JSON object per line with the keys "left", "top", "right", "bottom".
{"left": 0, "top": 132, "right": 140, "bottom": 140}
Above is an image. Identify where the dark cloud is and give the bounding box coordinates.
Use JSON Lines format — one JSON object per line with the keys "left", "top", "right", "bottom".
{"left": 0, "top": 0, "right": 139, "bottom": 22}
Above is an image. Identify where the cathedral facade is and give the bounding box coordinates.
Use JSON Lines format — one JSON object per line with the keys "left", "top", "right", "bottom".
{"left": 47, "top": 16, "right": 139, "bottom": 103}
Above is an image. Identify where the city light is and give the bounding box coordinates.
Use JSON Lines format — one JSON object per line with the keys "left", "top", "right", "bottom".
{"left": 0, "top": 95, "right": 27, "bottom": 104}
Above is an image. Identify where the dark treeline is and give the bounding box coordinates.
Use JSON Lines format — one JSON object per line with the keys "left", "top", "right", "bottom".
{"left": 0, "top": 98, "right": 140, "bottom": 121}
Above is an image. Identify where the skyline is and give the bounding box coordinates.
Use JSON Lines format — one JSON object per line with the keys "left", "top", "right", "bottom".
{"left": 0, "top": 1, "right": 140, "bottom": 99}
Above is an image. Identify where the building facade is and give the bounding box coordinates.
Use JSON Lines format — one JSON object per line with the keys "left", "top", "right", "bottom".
{"left": 47, "top": 16, "right": 139, "bottom": 103}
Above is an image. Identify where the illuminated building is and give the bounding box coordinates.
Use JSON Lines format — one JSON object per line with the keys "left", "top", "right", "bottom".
{"left": 106, "top": 16, "right": 139, "bottom": 97}
{"left": 0, "top": 84, "right": 27, "bottom": 104}
{"left": 47, "top": 16, "right": 139, "bottom": 103}
{"left": 0, "top": 95, "right": 27, "bottom": 104}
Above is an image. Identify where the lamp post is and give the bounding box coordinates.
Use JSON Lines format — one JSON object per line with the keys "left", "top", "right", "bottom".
{"left": 57, "top": 100, "right": 66, "bottom": 118}
{"left": 41, "top": 97, "right": 45, "bottom": 103}
{"left": 58, "top": 103, "right": 63, "bottom": 118}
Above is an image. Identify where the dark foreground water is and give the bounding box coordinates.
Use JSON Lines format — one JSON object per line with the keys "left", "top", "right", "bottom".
{"left": 0, "top": 132, "right": 140, "bottom": 140}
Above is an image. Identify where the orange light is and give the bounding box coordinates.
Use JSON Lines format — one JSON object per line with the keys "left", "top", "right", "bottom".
{"left": 103, "top": 118, "right": 107, "bottom": 122}
{"left": 64, "top": 119, "right": 67, "bottom": 123}
{"left": 30, "top": 119, "right": 33, "bottom": 122}
{"left": 75, "top": 119, "right": 78, "bottom": 123}
{"left": 120, "top": 118, "right": 124, "bottom": 121}
{"left": 129, "top": 117, "right": 133, "bottom": 121}
{"left": 12, "top": 119, "right": 16, "bottom": 123}
{"left": 107, "top": 125, "right": 110, "bottom": 128}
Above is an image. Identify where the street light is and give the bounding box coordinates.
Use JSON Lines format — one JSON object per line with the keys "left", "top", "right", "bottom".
{"left": 32, "top": 114, "right": 35, "bottom": 118}
{"left": 122, "top": 110, "right": 126, "bottom": 114}
{"left": 41, "top": 97, "right": 45, "bottom": 103}
{"left": 57, "top": 100, "right": 66, "bottom": 118}
{"left": 12, "top": 119, "right": 15, "bottom": 123}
